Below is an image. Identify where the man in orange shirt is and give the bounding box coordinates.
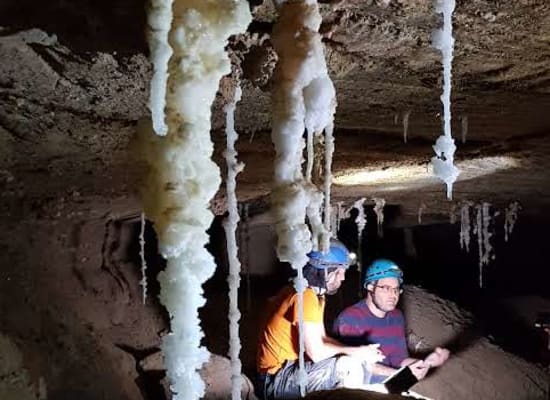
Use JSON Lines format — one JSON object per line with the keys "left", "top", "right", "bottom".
{"left": 256, "top": 240, "right": 384, "bottom": 399}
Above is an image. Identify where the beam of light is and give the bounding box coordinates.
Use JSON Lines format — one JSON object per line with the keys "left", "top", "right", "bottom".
{"left": 333, "top": 156, "right": 520, "bottom": 187}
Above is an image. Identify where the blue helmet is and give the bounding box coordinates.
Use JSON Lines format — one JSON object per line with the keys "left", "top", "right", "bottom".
{"left": 363, "top": 259, "right": 403, "bottom": 288}
{"left": 307, "top": 239, "right": 351, "bottom": 270}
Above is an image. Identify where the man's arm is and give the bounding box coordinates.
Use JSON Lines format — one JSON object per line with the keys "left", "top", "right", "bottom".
{"left": 303, "top": 321, "right": 384, "bottom": 364}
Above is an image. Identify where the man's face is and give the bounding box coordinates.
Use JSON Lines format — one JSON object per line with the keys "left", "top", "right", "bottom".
{"left": 368, "top": 277, "right": 401, "bottom": 312}
{"left": 325, "top": 267, "right": 346, "bottom": 295}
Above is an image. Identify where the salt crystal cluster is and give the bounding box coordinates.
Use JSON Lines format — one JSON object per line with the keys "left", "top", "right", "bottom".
{"left": 143, "top": 2, "right": 251, "bottom": 399}
{"left": 270, "top": 0, "right": 337, "bottom": 392}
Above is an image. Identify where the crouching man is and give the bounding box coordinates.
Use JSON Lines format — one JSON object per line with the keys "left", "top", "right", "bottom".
{"left": 256, "top": 240, "right": 384, "bottom": 399}
{"left": 333, "top": 259, "right": 450, "bottom": 384}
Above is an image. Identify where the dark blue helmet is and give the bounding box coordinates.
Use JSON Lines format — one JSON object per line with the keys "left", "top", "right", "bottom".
{"left": 307, "top": 239, "right": 351, "bottom": 270}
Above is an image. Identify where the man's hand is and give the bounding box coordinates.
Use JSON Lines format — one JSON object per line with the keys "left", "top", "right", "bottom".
{"left": 408, "top": 360, "right": 430, "bottom": 380}
{"left": 352, "top": 343, "right": 385, "bottom": 365}
{"left": 423, "top": 347, "right": 450, "bottom": 368}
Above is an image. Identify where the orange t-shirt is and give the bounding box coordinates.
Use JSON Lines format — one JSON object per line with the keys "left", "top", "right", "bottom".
{"left": 257, "top": 286, "right": 325, "bottom": 374}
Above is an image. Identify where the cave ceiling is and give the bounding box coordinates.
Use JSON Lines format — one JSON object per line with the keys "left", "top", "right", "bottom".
{"left": 1, "top": 0, "right": 550, "bottom": 225}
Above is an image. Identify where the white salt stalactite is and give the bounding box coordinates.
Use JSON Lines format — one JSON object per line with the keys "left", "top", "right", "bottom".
{"left": 306, "top": 186, "right": 326, "bottom": 251}
{"left": 352, "top": 198, "right": 367, "bottom": 294}
{"left": 373, "top": 198, "right": 385, "bottom": 238}
{"left": 142, "top": 3, "right": 251, "bottom": 399}
{"left": 394, "top": 113, "right": 399, "bottom": 125}
{"left": 271, "top": 0, "right": 337, "bottom": 394}
{"left": 459, "top": 202, "right": 472, "bottom": 252}
{"left": 322, "top": 124, "right": 335, "bottom": 251}
{"left": 474, "top": 204, "right": 483, "bottom": 287}
{"left": 418, "top": 202, "right": 427, "bottom": 224}
{"left": 146, "top": 0, "right": 174, "bottom": 136}
{"left": 481, "top": 203, "right": 497, "bottom": 266}
{"left": 223, "top": 85, "right": 245, "bottom": 400}
{"left": 461, "top": 115, "right": 468, "bottom": 144}
{"left": 403, "top": 110, "right": 411, "bottom": 144}
{"left": 431, "top": 0, "right": 460, "bottom": 200}
{"left": 504, "top": 201, "right": 521, "bottom": 242}
{"left": 139, "top": 212, "right": 148, "bottom": 305}
{"left": 473, "top": 202, "right": 496, "bottom": 288}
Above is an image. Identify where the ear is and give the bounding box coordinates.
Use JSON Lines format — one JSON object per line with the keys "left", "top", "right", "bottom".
{"left": 366, "top": 283, "right": 374, "bottom": 292}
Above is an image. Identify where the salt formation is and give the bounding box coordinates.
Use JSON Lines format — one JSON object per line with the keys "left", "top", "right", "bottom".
{"left": 270, "top": 0, "right": 337, "bottom": 393}
{"left": 139, "top": 212, "right": 148, "bottom": 305}
{"left": 223, "top": 86, "right": 244, "bottom": 400}
{"left": 431, "top": 0, "right": 460, "bottom": 200}
{"left": 146, "top": 0, "right": 173, "bottom": 136}
{"left": 418, "top": 202, "right": 426, "bottom": 224}
{"left": 403, "top": 110, "right": 411, "bottom": 143}
{"left": 322, "top": 124, "right": 336, "bottom": 251}
{"left": 504, "top": 201, "right": 521, "bottom": 242}
{"left": 351, "top": 198, "right": 367, "bottom": 279}
{"left": 373, "top": 198, "right": 386, "bottom": 237}
{"left": 143, "top": 2, "right": 251, "bottom": 399}
{"left": 473, "top": 202, "right": 496, "bottom": 287}
{"left": 330, "top": 201, "right": 346, "bottom": 235}
{"left": 394, "top": 113, "right": 399, "bottom": 125}
{"left": 459, "top": 202, "right": 472, "bottom": 252}
{"left": 461, "top": 115, "right": 468, "bottom": 144}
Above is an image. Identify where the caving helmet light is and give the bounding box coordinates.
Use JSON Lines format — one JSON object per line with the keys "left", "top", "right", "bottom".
{"left": 363, "top": 258, "right": 403, "bottom": 288}
{"left": 307, "top": 239, "right": 352, "bottom": 270}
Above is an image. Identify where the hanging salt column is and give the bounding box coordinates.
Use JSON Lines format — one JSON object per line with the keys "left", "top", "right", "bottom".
{"left": 373, "top": 198, "right": 385, "bottom": 237}
{"left": 147, "top": 0, "right": 173, "bottom": 136}
{"left": 139, "top": 212, "right": 148, "bottom": 304}
{"left": 473, "top": 202, "right": 496, "bottom": 287}
{"left": 459, "top": 201, "right": 472, "bottom": 252}
{"left": 474, "top": 204, "right": 483, "bottom": 287}
{"left": 322, "top": 123, "right": 336, "bottom": 251}
{"left": 142, "top": 2, "right": 251, "bottom": 399}
{"left": 223, "top": 85, "right": 244, "bottom": 400}
{"left": 352, "top": 198, "right": 367, "bottom": 294}
{"left": 271, "top": 0, "right": 337, "bottom": 394}
{"left": 504, "top": 201, "right": 521, "bottom": 242}
{"left": 403, "top": 110, "right": 411, "bottom": 143}
{"left": 394, "top": 113, "right": 399, "bottom": 125}
{"left": 330, "top": 201, "right": 345, "bottom": 235}
{"left": 482, "top": 203, "right": 497, "bottom": 266}
{"left": 431, "top": 0, "right": 460, "bottom": 200}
